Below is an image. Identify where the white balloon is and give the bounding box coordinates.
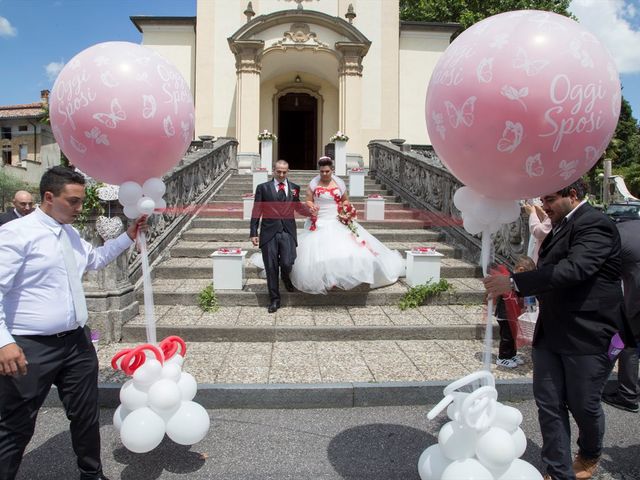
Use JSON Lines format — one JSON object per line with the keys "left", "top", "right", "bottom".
{"left": 418, "top": 444, "right": 451, "bottom": 480}
{"left": 113, "top": 404, "right": 131, "bottom": 432}
{"left": 441, "top": 458, "right": 494, "bottom": 480}
{"left": 123, "top": 204, "right": 140, "bottom": 220}
{"left": 120, "top": 407, "right": 166, "bottom": 453}
{"left": 132, "top": 359, "right": 163, "bottom": 391}
{"left": 165, "top": 401, "right": 210, "bottom": 445}
{"left": 154, "top": 198, "right": 167, "bottom": 212}
{"left": 119, "top": 379, "right": 149, "bottom": 411}
{"left": 161, "top": 362, "right": 182, "bottom": 383}
{"left": 453, "top": 187, "right": 475, "bottom": 211}
{"left": 493, "top": 404, "right": 523, "bottom": 433}
{"left": 476, "top": 427, "right": 517, "bottom": 472}
{"left": 165, "top": 353, "right": 185, "bottom": 367}
{"left": 438, "top": 421, "right": 477, "bottom": 461}
{"left": 142, "top": 177, "right": 166, "bottom": 201}
{"left": 177, "top": 372, "right": 198, "bottom": 401}
{"left": 495, "top": 459, "right": 544, "bottom": 480}
{"left": 148, "top": 379, "right": 182, "bottom": 413}
{"left": 137, "top": 197, "right": 156, "bottom": 216}
{"left": 446, "top": 402, "right": 461, "bottom": 422}
{"left": 118, "top": 181, "right": 143, "bottom": 206}
{"left": 463, "top": 217, "right": 484, "bottom": 235}
{"left": 511, "top": 427, "right": 527, "bottom": 458}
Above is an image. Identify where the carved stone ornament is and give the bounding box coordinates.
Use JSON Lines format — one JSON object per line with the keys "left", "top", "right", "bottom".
{"left": 273, "top": 23, "right": 329, "bottom": 50}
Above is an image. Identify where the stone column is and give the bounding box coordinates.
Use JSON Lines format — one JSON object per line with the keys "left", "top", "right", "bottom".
{"left": 336, "top": 43, "right": 367, "bottom": 170}
{"left": 229, "top": 39, "right": 264, "bottom": 174}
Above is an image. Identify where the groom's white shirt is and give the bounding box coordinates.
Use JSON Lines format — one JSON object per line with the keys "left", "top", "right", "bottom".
{"left": 272, "top": 178, "right": 289, "bottom": 196}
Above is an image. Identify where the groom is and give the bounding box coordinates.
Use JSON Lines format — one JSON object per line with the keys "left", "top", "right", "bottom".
{"left": 250, "top": 160, "right": 312, "bottom": 313}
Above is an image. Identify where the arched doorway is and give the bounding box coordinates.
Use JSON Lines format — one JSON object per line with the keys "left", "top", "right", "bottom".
{"left": 277, "top": 92, "right": 317, "bottom": 170}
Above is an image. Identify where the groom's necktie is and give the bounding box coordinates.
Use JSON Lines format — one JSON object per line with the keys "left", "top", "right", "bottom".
{"left": 59, "top": 228, "right": 89, "bottom": 327}
{"left": 277, "top": 182, "right": 286, "bottom": 201}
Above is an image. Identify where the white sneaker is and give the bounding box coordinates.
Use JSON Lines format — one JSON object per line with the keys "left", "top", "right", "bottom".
{"left": 511, "top": 354, "right": 525, "bottom": 365}
{"left": 496, "top": 357, "right": 518, "bottom": 368}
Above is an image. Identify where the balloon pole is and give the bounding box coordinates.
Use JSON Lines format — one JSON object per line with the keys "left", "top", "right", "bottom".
{"left": 138, "top": 230, "right": 157, "bottom": 345}
{"left": 481, "top": 229, "right": 493, "bottom": 371}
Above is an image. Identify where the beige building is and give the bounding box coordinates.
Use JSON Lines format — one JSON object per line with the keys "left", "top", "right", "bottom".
{"left": 0, "top": 90, "right": 60, "bottom": 185}
{"left": 131, "top": 0, "right": 457, "bottom": 171}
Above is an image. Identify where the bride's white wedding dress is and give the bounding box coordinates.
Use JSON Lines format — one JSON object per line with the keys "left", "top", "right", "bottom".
{"left": 290, "top": 185, "right": 405, "bottom": 294}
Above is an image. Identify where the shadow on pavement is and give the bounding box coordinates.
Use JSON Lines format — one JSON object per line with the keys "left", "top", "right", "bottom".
{"left": 327, "top": 423, "right": 435, "bottom": 480}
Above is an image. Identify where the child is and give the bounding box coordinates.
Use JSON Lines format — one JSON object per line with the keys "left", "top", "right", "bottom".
{"left": 495, "top": 256, "right": 536, "bottom": 368}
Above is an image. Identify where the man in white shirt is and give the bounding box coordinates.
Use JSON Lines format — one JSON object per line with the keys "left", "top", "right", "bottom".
{"left": 0, "top": 190, "right": 34, "bottom": 225}
{"left": 0, "top": 166, "right": 146, "bottom": 480}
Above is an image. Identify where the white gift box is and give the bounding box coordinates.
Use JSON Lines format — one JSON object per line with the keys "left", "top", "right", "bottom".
{"left": 365, "top": 196, "right": 385, "bottom": 221}
{"left": 242, "top": 195, "right": 254, "bottom": 220}
{"left": 405, "top": 248, "right": 444, "bottom": 287}
{"left": 349, "top": 169, "right": 365, "bottom": 197}
{"left": 260, "top": 139, "right": 273, "bottom": 173}
{"left": 334, "top": 140, "right": 347, "bottom": 176}
{"left": 211, "top": 249, "right": 247, "bottom": 290}
{"left": 252, "top": 169, "right": 268, "bottom": 193}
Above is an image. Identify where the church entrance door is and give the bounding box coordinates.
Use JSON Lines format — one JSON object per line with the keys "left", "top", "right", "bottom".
{"left": 277, "top": 93, "right": 317, "bottom": 170}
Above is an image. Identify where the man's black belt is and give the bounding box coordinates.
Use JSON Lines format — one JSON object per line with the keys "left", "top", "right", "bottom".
{"left": 20, "top": 327, "right": 81, "bottom": 339}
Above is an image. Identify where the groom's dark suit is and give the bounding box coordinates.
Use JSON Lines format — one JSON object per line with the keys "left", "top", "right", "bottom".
{"left": 513, "top": 203, "right": 633, "bottom": 479}
{"left": 250, "top": 179, "right": 307, "bottom": 306}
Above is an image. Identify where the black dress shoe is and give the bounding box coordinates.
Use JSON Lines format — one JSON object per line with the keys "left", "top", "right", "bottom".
{"left": 282, "top": 277, "right": 295, "bottom": 292}
{"left": 267, "top": 301, "right": 280, "bottom": 313}
{"left": 602, "top": 392, "right": 639, "bottom": 412}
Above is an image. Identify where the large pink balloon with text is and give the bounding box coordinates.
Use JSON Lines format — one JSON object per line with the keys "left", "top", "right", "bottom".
{"left": 50, "top": 42, "right": 194, "bottom": 185}
{"left": 425, "top": 10, "right": 621, "bottom": 200}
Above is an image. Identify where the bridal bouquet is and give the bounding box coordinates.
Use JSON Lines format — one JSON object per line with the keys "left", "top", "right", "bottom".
{"left": 337, "top": 203, "right": 358, "bottom": 235}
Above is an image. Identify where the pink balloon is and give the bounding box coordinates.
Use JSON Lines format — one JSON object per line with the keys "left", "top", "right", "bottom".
{"left": 426, "top": 10, "right": 621, "bottom": 200}
{"left": 50, "top": 42, "right": 194, "bottom": 184}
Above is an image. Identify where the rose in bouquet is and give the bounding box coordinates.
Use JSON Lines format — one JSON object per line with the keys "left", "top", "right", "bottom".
{"left": 330, "top": 131, "right": 349, "bottom": 142}
{"left": 257, "top": 130, "right": 277, "bottom": 141}
{"left": 337, "top": 202, "right": 358, "bottom": 236}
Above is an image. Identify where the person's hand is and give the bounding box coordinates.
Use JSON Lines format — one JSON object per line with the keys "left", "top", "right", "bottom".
{"left": 251, "top": 236, "right": 259, "bottom": 247}
{"left": 523, "top": 204, "right": 534, "bottom": 215}
{"left": 482, "top": 274, "right": 512, "bottom": 300}
{"left": 127, "top": 215, "right": 149, "bottom": 240}
{"left": 0, "top": 343, "right": 28, "bottom": 376}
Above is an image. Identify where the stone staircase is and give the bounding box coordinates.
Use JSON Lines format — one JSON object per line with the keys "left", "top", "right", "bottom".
{"left": 97, "top": 171, "right": 535, "bottom": 389}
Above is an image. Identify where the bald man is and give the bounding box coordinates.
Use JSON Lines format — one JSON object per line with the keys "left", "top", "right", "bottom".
{"left": 0, "top": 191, "right": 34, "bottom": 226}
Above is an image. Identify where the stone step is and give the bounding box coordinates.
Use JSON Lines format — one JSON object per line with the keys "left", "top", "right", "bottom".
{"left": 212, "top": 193, "right": 398, "bottom": 202}
{"left": 186, "top": 207, "right": 419, "bottom": 220}
{"left": 138, "top": 278, "right": 486, "bottom": 306}
{"left": 180, "top": 228, "right": 442, "bottom": 243}
{"left": 219, "top": 186, "right": 391, "bottom": 196}
{"left": 154, "top": 256, "right": 481, "bottom": 280}
{"left": 97, "top": 336, "right": 530, "bottom": 386}
{"left": 203, "top": 200, "right": 407, "bottom": 208}
{"left": 170, "top": 240, "right": 457, "bottom": 258}
{"left": 189, "top": 217, "right": 430, "bottom": 230}
{"left": 223, "top": 178, "right": 382, "bottom": 186}
{"left": 120, "top": 305, "right": 492, "bottom": 343}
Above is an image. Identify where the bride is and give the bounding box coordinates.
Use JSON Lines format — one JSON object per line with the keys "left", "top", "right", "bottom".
{"left": 290, "top": 157, "right": 405, "bottom": 294}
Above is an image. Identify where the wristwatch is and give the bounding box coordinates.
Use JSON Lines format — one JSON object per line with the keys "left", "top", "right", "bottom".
{"left": 509, "top": 276, "right": 516, "bottom": 291}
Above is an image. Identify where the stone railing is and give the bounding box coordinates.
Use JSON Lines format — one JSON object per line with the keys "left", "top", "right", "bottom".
{"left": 368, "top": 140, "right": 529, "bottom": 266}
{"left": 83, "top": 138, "right": 237, "bottom": 341}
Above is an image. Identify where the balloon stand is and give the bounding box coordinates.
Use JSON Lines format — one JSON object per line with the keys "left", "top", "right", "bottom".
{"left": 418, "top": 371, "right": 542, "bottom": 480}
{"left": 111, "top": 337, "right": 210, "bottom": 453}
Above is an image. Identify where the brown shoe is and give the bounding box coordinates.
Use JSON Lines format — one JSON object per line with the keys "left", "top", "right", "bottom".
{"left": 573, "top": 454, "right": 599, "bottom": 479}
{"left": 543, "top": 475, "right": 553, "bottom": 480}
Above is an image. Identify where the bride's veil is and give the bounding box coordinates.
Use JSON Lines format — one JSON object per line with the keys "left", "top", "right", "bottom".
{"left": 309, "top": 174, "right": 346, "bottom": 195}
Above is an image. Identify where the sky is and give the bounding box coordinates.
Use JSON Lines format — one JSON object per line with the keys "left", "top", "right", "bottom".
{"left": 0, "top": 0, "right": 639, "bottom": 122}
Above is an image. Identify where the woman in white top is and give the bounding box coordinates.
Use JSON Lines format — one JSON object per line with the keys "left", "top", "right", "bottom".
{"left": 524, "top": 203, "right": 552, "bottom": 264}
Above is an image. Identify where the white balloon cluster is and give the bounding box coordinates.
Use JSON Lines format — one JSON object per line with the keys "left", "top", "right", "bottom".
{"left": 118, "top": 177, "right": 167, "bottom": 219}
{"left": 453, "top": 187, "right": 520, "bottom": 235}
{"left": 418, "top": 371, "right": 542, "bottom": 480}
{"left": 112, "top": 339, "right": 210, "bottom": 453}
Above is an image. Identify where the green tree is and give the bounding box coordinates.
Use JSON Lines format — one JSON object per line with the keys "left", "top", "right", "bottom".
{"left": 399, "top": 0, "right": 573, "bottom": 27}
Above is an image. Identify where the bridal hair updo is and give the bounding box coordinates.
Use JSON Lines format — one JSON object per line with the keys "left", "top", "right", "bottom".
{"left": 318, "top": 156, "right": 333, "bottom": 168}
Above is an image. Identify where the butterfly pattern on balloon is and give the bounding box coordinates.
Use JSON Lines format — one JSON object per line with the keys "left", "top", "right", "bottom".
{"left": 497, "top": 121, "right": 523, "bottom": 154}
{"left": 476, "top": 58, "right": 493, "bottom": 83}
{"left": 163, "top": 116, "right": 175, "bottom": 137}
{"left": 70, "top": 136, "right": 88, "bottom": 154}
{"left": 93, "top": 98, "right": 126, "bottom": 129}
{"left": 489, "top": 34, "right": 509, "bottom": 49}
{"left": 569, "top": 40, "right": 595, "bottom": 69}
{"left": 100, "top": 71, "right": 119, "bottom": 88}
{"left": 557, "top": 159, "right": 579, "bottom": 180}
{"left": 142, "top": 95, "right": 157, "bottom": 119}
{"left": 85, "top": 126, "right": 110, "bottom": 146}
{"left": 432, "top": 111, "right": 446, "bottom": 140}
{"left": 444, "top": 96, "right": 477, "bottom": 128}
{"left": 527, "top": 11, "right": 567, "bottom": 32}
{"left": 512, "top": 48, "right": 549, "bottom": 76}
{"left": 94, "top": 56, "right": 110, "bottom": 67}
{"left": 500, "top": 85, "right": 528, "bottom": 111}
{"left": 525, "top": 154, "right": 544, "bottom": 178}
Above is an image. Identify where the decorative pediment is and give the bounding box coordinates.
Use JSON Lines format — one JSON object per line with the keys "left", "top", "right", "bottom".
{"left": 272, "top": 22, "right": 329, "bottom": 49}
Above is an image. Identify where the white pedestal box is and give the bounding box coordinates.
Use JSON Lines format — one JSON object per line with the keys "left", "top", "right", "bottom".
{"left": 252, "top": 169, "right": 268, "bottom": 193}
{"left": 405, "top": 250, "right": 444, "bottom": 287}
{"left": 349, "top": 169, "right": 365, "bottom": 197}
{"left": 242, "top": 195, "right": 254, "bottom": 220}
{"left": 211, "top": 250, "right": 248, "bottom": 290}
{"left": 365, "top": 196, "right": 385, "bottom": 221}
{"left": 260, "top": 139, "right": 273, "bottom": 173}
{"left": 334, "top": 140, "right": 347, "bottom": 176}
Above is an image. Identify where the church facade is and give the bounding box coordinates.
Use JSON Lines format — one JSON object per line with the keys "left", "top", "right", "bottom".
{"left": 131, "top": 0, "right": 458, "bottom": 171}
